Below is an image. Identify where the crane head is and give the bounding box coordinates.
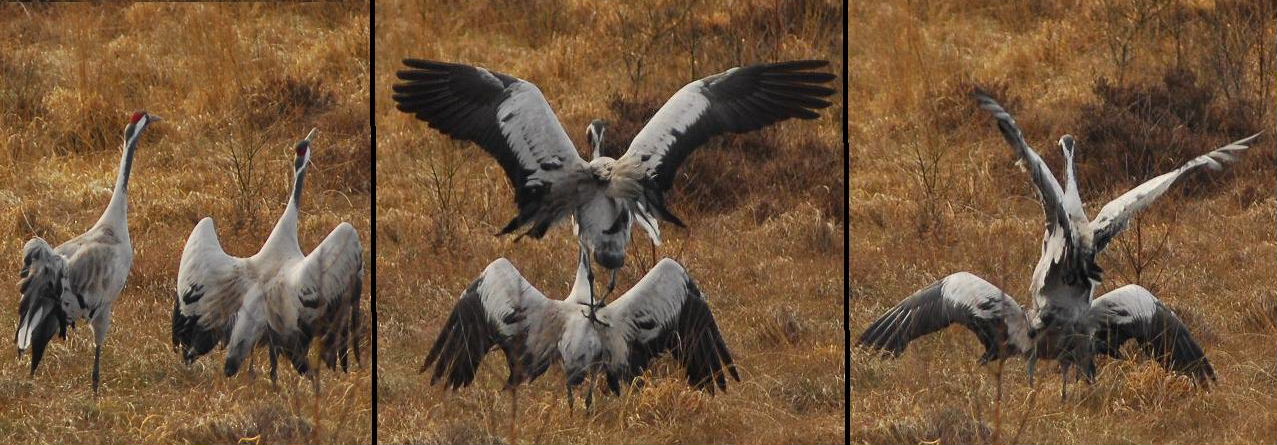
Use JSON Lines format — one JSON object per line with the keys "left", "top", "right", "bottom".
{"left": 123, "top": 111, "right": 160, "bottom": 144}
{"left": 586, "top": 119, "right": 608, "bottom": 159}
{"left": 294, "top": 128, "right": 317, "bottom": 171}
{"left": 1059, "top": 134, "right": 1076, "bottom": 158}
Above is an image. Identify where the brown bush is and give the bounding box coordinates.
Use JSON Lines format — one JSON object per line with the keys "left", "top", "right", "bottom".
{"left": 1074, "top": 66, "right": 1262, "bottom": 198}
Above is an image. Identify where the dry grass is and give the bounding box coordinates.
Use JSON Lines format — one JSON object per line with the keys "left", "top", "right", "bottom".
{"left": 375, "top": 0, "right": 843, "bottom": 443}
{"left": 0, "top": 3, "right": 370, "bottom": 444}
{"left": 851, "top": 1, "right": 1275, "bottom": 443}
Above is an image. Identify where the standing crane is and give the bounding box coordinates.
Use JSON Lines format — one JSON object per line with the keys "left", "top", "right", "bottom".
{"left": 392, "top": 59, "right": 835, "bottom": 303}
{"left": 17, "top": 111, "right": 160, "bottom": 394}
{"left": 171, "top": 129, "right": 364, "bottom": 388}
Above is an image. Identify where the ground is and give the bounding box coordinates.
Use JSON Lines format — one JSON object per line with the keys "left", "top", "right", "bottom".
{"left": 851, "top": 1, "right": 1275, "bottom": 443}
{"left": 0, "top": 3, "right": 371, "bottom": 444}
{"left": 375, "top": 0, "right": 844, "bottom": 443}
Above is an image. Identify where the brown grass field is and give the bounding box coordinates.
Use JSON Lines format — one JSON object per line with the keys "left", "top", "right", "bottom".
{"left": 0, "top": 3, "right": 371, "bottom": 444}
{"left": 375, "top": 0, "right": 844, "bottom": 443}
{"left": 851, "top": 1, "right": 1275, "bottom": 444}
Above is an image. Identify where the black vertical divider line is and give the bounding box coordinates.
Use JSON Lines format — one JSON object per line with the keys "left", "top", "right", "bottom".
{"left": 842, "top": 0, "right": 851, "bottom": 441}
{"left": 368, "top": 0, "right": 378, "bottom": 442}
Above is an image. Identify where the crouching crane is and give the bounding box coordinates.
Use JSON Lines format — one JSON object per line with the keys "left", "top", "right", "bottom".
{"left": 171, "top": 129, "right": 364, "bottom": 389}
{"left": 857, "top": 272, "right": 1216, "bottom": 399}
{"left": 422, "top": 249, "right": 738, "bottom": 440}
{"left": 17, "top": 111, "right": 160, "bottom": 394}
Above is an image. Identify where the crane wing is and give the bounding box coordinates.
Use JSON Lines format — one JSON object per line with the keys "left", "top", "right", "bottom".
{"left": 616, "top": 60, "right": 835, "bottom": 226}
{"left": 16, "top": 238, "right": 70, "bottom": 375}
{"left": 973, "top": 91, "right": 1081, "bottom": 240}
{"left": 421, "top": 258, "right": 568, "bottom": 389}
{"left": 857, "top": 272, "right": 1030, "bottom": 363}
{"left": 597, "top": 259, "right": 739, "bottom": 394}
{"left": 172, "top": 218, "right": 252, "bottom": 364}
{"left": 1089, "top": 133, "right": 1259, "bottom": 253}
{"left": 393, "top": 59, "right": 592, "bottom": 239}
{"left": 1089, "top": 285, "right": 1216, "bottom": 386}
{"left": 294, "top": 222, "right": 365, "bottom": 370}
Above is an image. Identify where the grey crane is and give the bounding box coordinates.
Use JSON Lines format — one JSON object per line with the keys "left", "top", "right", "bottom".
{"left": 857, "top": 91, "right": 1256, "bottom": 399}
{"left": 17, "top": 111, "right": 160, "bottom": 394}
{"left": 171, "top": 129, "right": 364, "bottom": 388}
{"left": 858, "top": 272, "right": 1216, "bottom": 400}
{"left": 421, "top": 247, "right": 738, "bottom": 439}
{"left": 391, "top": 59, "right": 835, "bottom": 305}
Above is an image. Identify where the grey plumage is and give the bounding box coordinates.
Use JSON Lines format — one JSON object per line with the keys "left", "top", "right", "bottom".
{"left": 172, "top": 129, "right": 365, "bottom": 386}
{"left": 421, "top": 251, "right": 738, "bottom": 410}
{"left": 392, "top": 59, "right": 834, "bottom": 292}
{"left": 15, "top": 111, "right": 159, "bottom": 394}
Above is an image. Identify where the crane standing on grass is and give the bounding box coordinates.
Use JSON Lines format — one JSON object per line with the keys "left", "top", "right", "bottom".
{"left": 171, "top": 129, "right": 364, "bottom": 389}
{"left": 17, "top": 111, "right": 160, "bottom": 394}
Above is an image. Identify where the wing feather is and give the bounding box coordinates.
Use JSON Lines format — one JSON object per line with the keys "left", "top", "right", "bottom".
{"left": 393, "top": 59, "right": 591, "bottom": 238}
{"left": 1089, "top": 133, "right": 1260, "bottom": 253}
{"left": 1089, "top": 285, "right": 1216, "bottom": 386}
{"left": 15, "top": 238, "right": 69, "bottom": 376}
{"left": 421, "top": 258, "right": 567, "bottom": 389}
{"left": 294, "top": 222, "right": 365, "bottom": 370}
{"left": 617, "top": 60, "right": 835, "bottom": 225}
{"left": 598, "top": 259, "right": 739, "bottom": 394}
{"left": 857, "top": 272, "right": 1030, "bottom": 363}
{"left": 973, "top": 90, "right": 1078, "bottom": 240}
{"left": 172, "top": 218, "right": 251, "bottom": 364}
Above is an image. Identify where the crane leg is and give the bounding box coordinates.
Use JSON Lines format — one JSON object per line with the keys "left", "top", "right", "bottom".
{"left": 89, "top": 308, "right": 112, "bottom": 396}
{"left": 510, "top": 386, "right": 519, "bottom": 445}
{"left": 585, "top": 374, "right": 595, "bottom": 412}
{"left": 92, "top": 344, "right": 102, "bottom": 396}
{"left": 567, "top": 384, "right": 575, "bottom": 416}
{"left": 1059, "top": 363, "right": 1070, "bottom": 402}
{"left": 269, "top": 347, "right": 279, "bottom": 388}
{"left": 603, "top": 269, "right": 617, "bottom": 302}
{"left": 311, "top": 368, "right": 321, "bottom": 395}
{"left": 1027, "top": 347, "right": 1038, "bottom": 387}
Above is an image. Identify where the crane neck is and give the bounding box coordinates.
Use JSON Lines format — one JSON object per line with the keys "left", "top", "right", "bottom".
{"left": 1063, "top": 151, "right": 1077, "bottom": 195}
{"left": 262, "top": 165, "right": 306, "bottom": 256}
{"left": 98, "top": 128, "right": 143, "bottom": 228}
{"left": 566, "top": 242, "right": 595, "bottom": 305}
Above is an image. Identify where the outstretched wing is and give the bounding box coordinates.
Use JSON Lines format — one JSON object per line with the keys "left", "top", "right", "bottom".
{"left": 393, "top": 59, "right": 591, "bottom": 239}
{"left": 616, "top": 60, "right": 835, "bottom": 226}
{"left": 598, "top": 258, "right": 739, "bottom": 394}
{"left": 421, "top": 258, "right": 567, "bottom": 389}
{"left": 1089, "top": 285, "right": 1216, "bottom": 386}
{"left": 16, "top": 238, "right": 69, "bottom": 376}
{"left": 858, "top": 272, "right": 1030, "bottom": 363}
{"left": 294, "top": 222, "right": 365, "bottom": 370}
{"left": 1089, "top": 133, "right": 1260, "bottom": 253}
{"left": 172, "top": 218, "right": 252, "bottom": 364}
{"left": 973, "top": 91, "right": 1079, "bottom": 240}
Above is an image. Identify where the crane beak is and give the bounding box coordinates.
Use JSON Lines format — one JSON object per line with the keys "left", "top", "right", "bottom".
{"left": 304, "top": 127, "right": 318, "bottom": 143}
{"left": 147, "top": 114, "right": 163, "bottom": 123}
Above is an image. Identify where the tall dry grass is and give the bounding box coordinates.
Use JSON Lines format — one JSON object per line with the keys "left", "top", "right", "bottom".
{"left": 851, "top": 1, "right": 1275, "bottom": 443}
{"left": 0, "top": 3, "right": 370, "bottom": 444}
{"left": 375, "top": 0, "right": 843, "bottom": 443}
